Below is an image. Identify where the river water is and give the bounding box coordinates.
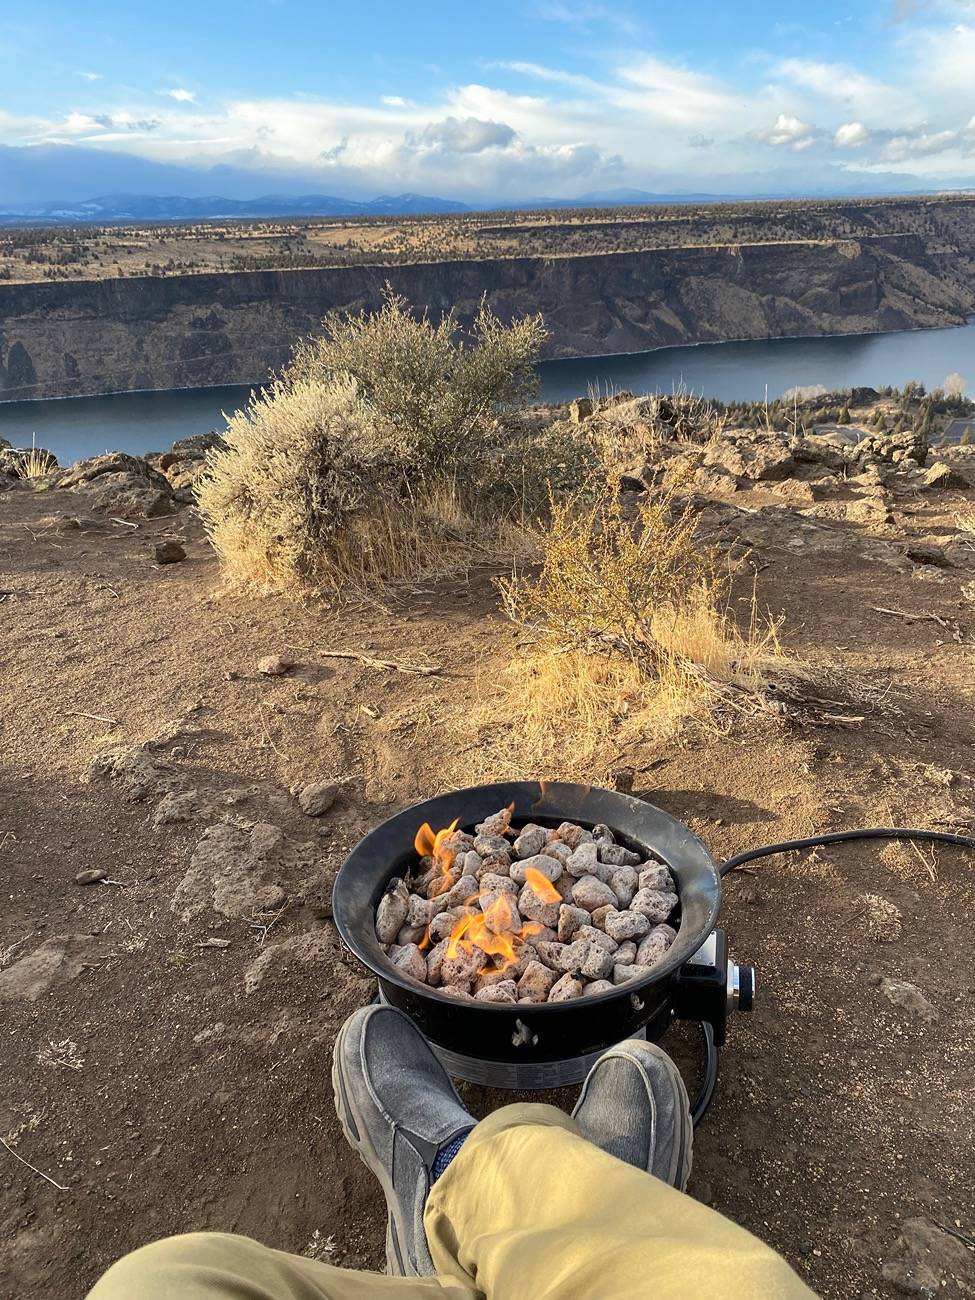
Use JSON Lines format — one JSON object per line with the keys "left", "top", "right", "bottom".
{"left": 2, "top": 319, "right": 973, "bottom": 464}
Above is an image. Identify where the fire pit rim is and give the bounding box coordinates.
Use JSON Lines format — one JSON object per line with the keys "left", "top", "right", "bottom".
{"left": 333, "top": 780, "right": 722, "bottom": 1013}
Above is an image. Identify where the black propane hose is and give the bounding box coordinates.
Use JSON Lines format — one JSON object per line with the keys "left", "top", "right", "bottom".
{"left": 720, "top": 826, "right": 975, "bottom": 877}
{"left": 689, "top": 826, "right": 975, "bottom": 1125}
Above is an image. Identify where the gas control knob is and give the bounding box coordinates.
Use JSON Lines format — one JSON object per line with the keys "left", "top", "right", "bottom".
{"left": 727, "top": 962, "right": 756, "bottom": 1014}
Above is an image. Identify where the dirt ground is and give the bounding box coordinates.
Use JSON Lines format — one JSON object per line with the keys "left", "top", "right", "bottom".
{"left": 2, "top": 470, "right": 974, "bottom": 1299}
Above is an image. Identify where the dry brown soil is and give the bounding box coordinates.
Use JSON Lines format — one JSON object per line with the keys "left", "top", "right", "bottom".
{"left": 1, "top": 476, "right": 974, "bottom": 1299}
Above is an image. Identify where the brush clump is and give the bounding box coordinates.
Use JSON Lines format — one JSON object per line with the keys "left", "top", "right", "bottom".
{"left": 497, "top": 486, "right": 784, "bottom": 752}
{"left": 196, "top": 289, "right": 575, "bottom": 595}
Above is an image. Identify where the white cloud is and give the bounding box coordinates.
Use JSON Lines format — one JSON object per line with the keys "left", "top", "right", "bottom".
{"left": 756, "top": 113, "right": 820, "bottom": 150}
{"left": 164, "top": 88, "right": 196, "bottom": 103}
{"left": 412, "top": 116, "right": 517, "bottom": 153}
{"left": 78, "top": 71, "right": 102, "bottom": 82}
{"left": 835, "top": 121, "right": 870, "bottom": 147}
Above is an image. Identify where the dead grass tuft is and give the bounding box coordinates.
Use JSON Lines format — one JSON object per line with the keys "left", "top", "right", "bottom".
{"left": 496, "top": 488, "right": 786, "bottom": 759}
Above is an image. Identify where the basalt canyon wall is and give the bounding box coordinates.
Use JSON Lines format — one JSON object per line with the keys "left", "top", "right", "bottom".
{"left": 1, "top": 230, "right": 973, "bottom": 401}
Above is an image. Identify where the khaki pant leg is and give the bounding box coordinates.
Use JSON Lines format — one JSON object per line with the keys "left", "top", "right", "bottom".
{"left": 86, "top": 1231, "right": 474, "bottom": 1300}
{"left": 424, "top": 1104, "right": 818, "bottom": 1300}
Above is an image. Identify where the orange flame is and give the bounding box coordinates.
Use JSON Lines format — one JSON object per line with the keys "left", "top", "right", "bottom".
{"left": 415, "top": 817, "right": 460, "bottom": 895}
{"left": 446, "top": 887, "right": 543, "bottom": 975}
{"left": 523, "top": 866, "right": 561, "bottom": 905}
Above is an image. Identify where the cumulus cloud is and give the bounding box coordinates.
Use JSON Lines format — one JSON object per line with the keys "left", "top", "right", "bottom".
{"left": 412, "top": 116, "right": 517, "bottom": 153}
{"left": 164, "top": 88, "right": 196, "bottom": 103}
{"left": 756, "top": 113, "right": 821, "bottom": 150}
{"left": 834, "top": 121, "right": 870, "bottom": 148}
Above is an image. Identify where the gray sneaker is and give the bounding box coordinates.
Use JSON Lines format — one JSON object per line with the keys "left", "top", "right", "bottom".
{"left": 331, "top": 1005, "right": 475, "bottom": 1277}
{"left": 571, "top": 1039, "right": 693, "bottom": 1189}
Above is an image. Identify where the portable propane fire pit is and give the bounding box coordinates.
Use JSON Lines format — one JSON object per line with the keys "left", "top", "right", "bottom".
{"left": 333, "top": 781, "right": 755, "bottom": 1119}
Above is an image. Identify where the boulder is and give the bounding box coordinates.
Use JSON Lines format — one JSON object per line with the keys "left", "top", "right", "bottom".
{"left": 61, "top": 452, "right": 177, "bottom": 519}
{"left": 702, "top": 433, "right": 796, "bottom": 482}
{"left": 568, "top": 397, "right": 593, "bottom": 424}
{"left": 921, "top": 460, "right": 969, "bottom": 491}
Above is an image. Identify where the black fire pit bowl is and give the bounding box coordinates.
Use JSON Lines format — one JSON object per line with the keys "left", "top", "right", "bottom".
{"left": 333, "top": 782, "right": 722, "bottom": 1070}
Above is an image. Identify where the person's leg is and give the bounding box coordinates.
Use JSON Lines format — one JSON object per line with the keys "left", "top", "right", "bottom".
{"left": 87, "top": 1230, "right": 473, "bottom": 1300}
{"left": 425, "top": 1103, "right": 818, "bottom": 1300}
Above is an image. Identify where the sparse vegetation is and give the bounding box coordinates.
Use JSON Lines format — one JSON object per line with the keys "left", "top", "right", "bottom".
{"left": 497, "top": 487, "right": 784, "bottom": 754}
{"left": 196, "top": 293, "right": 558, "bottom": 594}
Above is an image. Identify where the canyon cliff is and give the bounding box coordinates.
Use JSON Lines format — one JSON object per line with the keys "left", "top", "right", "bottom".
{"left": 1, "top": 229, "right": 973, "bottom": 401}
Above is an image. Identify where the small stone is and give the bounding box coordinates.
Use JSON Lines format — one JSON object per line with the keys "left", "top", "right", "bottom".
{"left": 535, "top": 940, "right": 568, "bottom": 970}
{"left": 509, "top": 854, "right": 563, "bottom": 885}
{"left": 880, "top": 977, "right": 937, "bottom": 1021}
{"left": 566, "top": 842, "right": 599, "bottom": 878}
{"left": 479, "top": 873, "right": 518, "bottom": 906}
{"left": 610, "top": 866, "right": 638, "bottom": 908}
{"left": 612, "top": 963, "right": 645, "bottom": 984}
{"left": 443, "top": 874, "right": 479, "bottom": 908}
{"left": 615, "top": 941, "right": 637, "bottom": 965}
{"left": 549, "top": 821, "right": 593, "bottom": 849}
{"left": 473, "top": 833, "right": 511, "bottom": 861}
{"left": 426, "top": 938, "right": 449, "bottom": 984}
{"left": 590, "top": 904, "right": 615, "bottom": 930}
{"left": 542, "top": 841, "right": 574, "bottom": 867}
{"left": 396, "top": 923, "right": 427, "bottom": 947}
{"left": 583, "top": 979, "right": 615, "bottom": 996}
{"left": 576, "top": 924, "right": 617, "bottom": 953}
{"left": 591, "top": 823, "right": 615, "bottom": 846}
{"left": 513, "top": 826, "right": 547, "bottom": 859}
{"left": 483, "top": 895, "right": 522, "bottom": 936}
{"left": 406, "top": 893, "right": 432, "bottom": 929}
{"left": 296, "top": 781, "right": 342, "bottom": 817}
{"left": 557, "top": 904, "right": 590, "bottom": 943}
{"left": 610, "top": 767, "right": 635, "bottom": 793}
{"left": 580, "top": 943, "right": 614, "bottom": 980}
{"left": 257, "top": 654, "right": 295, "bottom": 676}
{"left": 441, "top": 944, "right": 481, "bottom": 987}
{"left": 375, "top": 878, "right": 410, "bottom": 943}
{"left": 598, "top": 843, "right": 641, "bottom": 868}
{"left": 517, "top": 960, "right": 557, "bottom": 1002}
{"left": 429, "top": 907, "right": 471, "bottom": 941}
{"left": 551, "top": 938, "right": 593, "bottom": 974}
{"left": 459, "top": 850, "right": 485, "bottom": 877}
{"left": 630, "top": 888, "right": 678, "bottom": 923}
{"left": 571, "top": 876, "right": 618, "bottom": 912}
{"left": 475, "top": 807, "right": 515, "bottom": 837}
{"left": 518, "top": 881, "right": 560, "bottom": 928}
{"left": 439, "top": 985, "right": 473, "bottom": 1000}
{"left": 389, "top": 943, "right": 427, "bottom": 984}
{"left": 475, "top": 980, "right": 518, "bottom": 1003}
{"left": 636, "top": 923, "right": 677, "bottom": 968}
{"left": 475, "top": 966, "right": 515, "bottom": 991}
{"left": 554, "top": 871, "right": 575, "bottom": 900}
{"left": 74, "top": 867, "right": 107, "bottom": 885}
{"left": 604, "top": 909, "right": 650, "bottom": 942}
{"left": 548, "top": 973, "right": 584, "bottom": 1002}
{"left": 638, "top": 864, "right": 675, "bottom": 893}
{"left": 154, "top": 540, "right": 186, "bottom": 564}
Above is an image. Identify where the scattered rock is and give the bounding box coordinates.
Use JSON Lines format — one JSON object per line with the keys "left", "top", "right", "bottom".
{"left": 258, "top": 654, "right": 296, "bottom": 676}
{"left": 0, "top": 935, "right": 97, "bottom": 1003}
{"left": 880, "top": 977, "right": 937, "bottom": 1022}
{"left": 569, "top": 396, "right": 594, "bottom": 424}
{"left": 296, "top": 781, "right": 343, "bottom": 817}
{"left": 74, "top": 868, "right": 107, "bottom": 885}
{"left": 171, "top": 819, "right": 315, "bottom": 922}
{"left": 154, "top": 540, "right": 186, "bottom": 565}
{"left": 921, "top": 460, "right": 969, "bottom": 491}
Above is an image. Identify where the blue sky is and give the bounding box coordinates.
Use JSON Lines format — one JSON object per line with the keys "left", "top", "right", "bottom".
{"left": 2, "top": 0, "right": 975, "bottom": 202}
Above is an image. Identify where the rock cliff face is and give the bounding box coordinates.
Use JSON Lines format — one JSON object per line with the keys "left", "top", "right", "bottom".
{"left": 1, "top": 231, "right": 972, "bottom": 401}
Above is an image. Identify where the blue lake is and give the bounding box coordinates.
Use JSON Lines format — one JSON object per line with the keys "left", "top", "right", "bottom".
{"left": 2, "top": 318, "right": 974, "bottom": 464}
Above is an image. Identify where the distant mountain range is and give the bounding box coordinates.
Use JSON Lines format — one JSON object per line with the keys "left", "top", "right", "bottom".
{"left": 2, "top": 184, "right": 972, "bottom": 226}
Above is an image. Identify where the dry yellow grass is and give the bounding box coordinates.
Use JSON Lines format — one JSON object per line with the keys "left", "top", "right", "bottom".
{"left": 496, "top": 487, "right": 786, "bottom": 764}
